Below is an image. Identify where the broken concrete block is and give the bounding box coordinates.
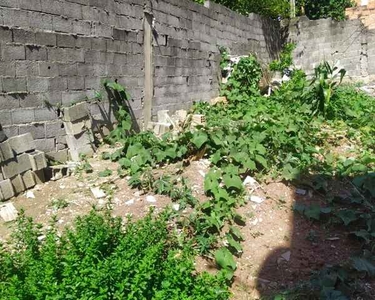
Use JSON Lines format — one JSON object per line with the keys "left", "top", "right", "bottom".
{"left": 22, "top": 170, "right": 36, "bottom": 189}
{"left": 210, "top": 96, "right": 228, "bottom": 105}
{"left": 33, "top": 169, "right": 46, "bottom": 184}
{"left": 0, "top": 202, "right": 18, "bottom": 222}
{"left": 62, "top": 102, "right": 89, "bottom": 122}
{"left": 191, "top": 114, "right": 206, "bottom": 127}
{"left": 175, "top": 110, "right": 188, "bottom": 123}
{"left": 91, "top": 187, "right": 106, "bottom": 199}
{"left": 28, "top": 150, "right": 47, "bottom": 171}
{"left": 0, "top": 179, "right": 15, "bottom": 200}
{"left": 11, "top": 175, "right": 26, "bottom": 195}
{"left": 157, "top": 110, "right": 170, "bottom": 123}
{"left": 64, "top": 118, "right": 92, "bottom": 135}
{"left": 153, "top": 123, "right": 173, "bottom": 136}
{"left": 49, "top": 165, "right": 69, "bottom": 181}
{"left": 7, "top": 133, "right": 36, "bottom": 155}
{"left": 0, "top": 140, "right": 14, "bottom": 161}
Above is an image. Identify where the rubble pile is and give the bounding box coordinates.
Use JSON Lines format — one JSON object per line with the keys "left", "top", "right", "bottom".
{"left": 0, "top": 131, "right": 48, "bottom": 201}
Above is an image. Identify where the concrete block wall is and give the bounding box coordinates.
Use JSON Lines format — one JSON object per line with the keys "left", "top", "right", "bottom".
{"left": 150, "top": 0, "right": 282, "bottom": 117}
{"left": 0, "top": 0, "right": 144, "bottom": 156}
{"left": 289, "top": 16, "right": 374, "bottom": 80}
{"left": 0, "top": 0, "right": 282, "bottom": 153}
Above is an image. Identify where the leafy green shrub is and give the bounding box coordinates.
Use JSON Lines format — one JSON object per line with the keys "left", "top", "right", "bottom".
{"left": 269, "top": 43, "right": 296, "bottom": 72}
{"left": 0, "top": 210, "right": 229, "bottom": 299}
{"left": 220, "top": 55, "right": 262, "bottom": 102}
{"left": 308, "top": 61, "right": 346, "bottom": 116}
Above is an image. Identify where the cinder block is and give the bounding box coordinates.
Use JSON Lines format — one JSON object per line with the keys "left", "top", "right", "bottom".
{"left": 21, "top": 170, "right": 36, "bottom": 189}
{"left": 62, "top": 102, "right": 89, "bottom": 122}
{"left": 11, "top": 175, "right": 25, "bottom": 195}
{"left": 0, "top": 141, "right": 14, "bottom": 161}
{"left": 2, "top": 45, "right": 26, "bottom": 60}
{"left": 26, "top": 45, "right": 48, "bottom": 61}
{"left": 33, "top": 169, "right": 46, "bottom": 184}
{"left": 65, "top": 131, "right": 93, "bottom": 149}
{"left": 28, "top": 150, "right": 47, "bottom": 171}
{"left": 0, "top": 130, "right": 7, "bottom": 143}
{"left": 0, "top": 179, "right": 15, "bottom": 200}
{"left": 18, "top": 153, "right": 33, "bottom": 174}
{"left": 64, "top": 118, "right": 92, "bottom": 135}
{"left": 2, "top": 158, "right": 19, "bottom": 179}
{"left": 2, "top": 78, "right": 27, "bottom": 93}
{"left": 35, "top": 31, "right": 57, "bottom": 46}
{"left": 7, "top": 133, "right": 36, "bottom": 155}
{"left": 46, "top": 149, "right": 69, "bottom": 163}
{"left": 69, "top": 144, "right": 94, "bottom": 161}
{"left": 57, "top": 34, "right": 76, "bottom": 48}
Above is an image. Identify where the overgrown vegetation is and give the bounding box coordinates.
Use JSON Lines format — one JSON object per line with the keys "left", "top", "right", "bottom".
{"left": 193, "top": 0, "right": 354, "bottom": 20}
{"left": 1, "top": 47, "right": 374, "bottom": 299}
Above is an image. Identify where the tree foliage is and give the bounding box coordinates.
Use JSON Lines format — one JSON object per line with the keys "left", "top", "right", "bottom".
{"left": 194, "top": 0, "right": 354, "bottom": 20}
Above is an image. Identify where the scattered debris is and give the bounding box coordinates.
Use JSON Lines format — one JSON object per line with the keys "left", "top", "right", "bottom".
{"left": 296, "top": 188, "right": 307, "bottom": 196}
{"left": 243, "top": 176, "right": 259, "bottom": 188}
{"left": 25, "top": 191, "right": 35, "bottom": 199}
{"left": 326, "top": 237, "right": 341, "bottom": 241}
{"left": 146, "top": 195, "right": 157, "bottom": 203}
{"left": 210, "top": 96, "right": 228, "bottom": 105}
{"left": 0, "top": 203, "right": 18, "bottom": 222}
{"left": 125, "top": 199, "right": 135, "bottom": 206}
{"left": 281, "top": 251, "right": 291, "bottom": 262}
{"left": 172, "top": 203, "right": 180, "bottom": 211}
{"left": 247, "top": 195, "right": 265, "bottom": 204}
{"left": 90, "top": 187, "right": 106, "bottom": 199}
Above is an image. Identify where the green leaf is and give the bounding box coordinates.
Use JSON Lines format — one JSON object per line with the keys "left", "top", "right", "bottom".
{"left": 99, "top": 169, "right": 112, "bottom": 177}
{"left": 336, "top": 210, "right": 357, "bottom": 226}
{"left": 226, "top": 234, "right": 242, "bottom": 254}
{"left": 192, "top": 131, "right": 208, "bottom": 149}
{"left": 223, "top": 173, "right": 243, "bottom": 190}
{"left": 215, "top": 247, "right": 236, "bottom": 271}
{"left": 255, "top": 155, "right": 268, "bottom": 169}
{"left": 352, "top": 257, "right": 375, "bottom": 276}
{"left": 229, "top": 226, "right": 244, "bottom": 241}
{"left": 304, "top": 204, "right": 321, "bottom": 220}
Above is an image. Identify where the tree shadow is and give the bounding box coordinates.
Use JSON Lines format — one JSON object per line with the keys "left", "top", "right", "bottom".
{"left": 256, "top": 172, "right": 375, "bottom": 299}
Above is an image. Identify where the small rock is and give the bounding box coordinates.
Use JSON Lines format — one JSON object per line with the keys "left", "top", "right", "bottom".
{"left": 38, "top": 235, "right": 46, "bottom": 241}
{"left": 243, "top": 176, "right": 259, "bottom": 187}
{"left": 125, "top": 199, "right": 135, "bottom": 206}
{"left": 172, "top": 203, "right": 180, "bottom": 211}
{"left": 146, "top": 195, "right": 157, "bottom": 203}
{"left": 59, "top": 185, "right": 66, "bottom": 189}
{"left": 281, "top": 251, "right": 291, "bottom": 262}
{"left": 90, "top": 187, "right": 106, "bottom": 199}
{"left": 0, "top": 203, "right": 18, "bottom": 222}
{"left": 26, "top": 191, "right": 35, "bottom": 199}
{"left": 247, "top": 195, "right": 265, "bottom": 204}
{"left": 134, "top": 191, "right": 141, "bottom": 197}
{"left": 198, "top": 170, "right": 206, "bottom": 178}
{"left": 296, "top": 188, "right": 307, "bottom": 195}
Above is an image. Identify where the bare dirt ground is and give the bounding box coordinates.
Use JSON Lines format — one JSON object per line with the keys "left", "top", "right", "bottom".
{"left": 0, "top": 144, "right": 365, "bottom": 299}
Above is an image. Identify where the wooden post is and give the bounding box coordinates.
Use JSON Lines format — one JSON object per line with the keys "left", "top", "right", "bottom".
{"left": 290, "top": 0, "right": 296, "bottom": 18}
{"left": 143, "top": 2, "right": 153, "bottom": 130}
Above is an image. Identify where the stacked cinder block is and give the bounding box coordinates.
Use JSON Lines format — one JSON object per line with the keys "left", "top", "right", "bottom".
{"left": 62, "top": 102, "right": 95, "bottom": 161}
{"left": 0, "top": 132, "right": 47, "bottom": 201}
